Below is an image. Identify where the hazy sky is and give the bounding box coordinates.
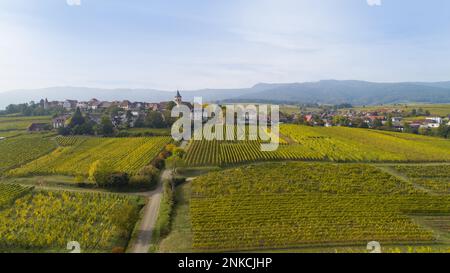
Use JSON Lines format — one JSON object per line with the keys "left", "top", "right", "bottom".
{"left": 1, "top": 0, "right": 450, "bottom": 91}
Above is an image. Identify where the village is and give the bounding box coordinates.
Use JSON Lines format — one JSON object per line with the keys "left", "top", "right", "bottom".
{"left": 25, "top": 91, "right": 189, "bottom": 133}
{"left": 288, "top": 106, "right": 450, "bottom": 132}
{"left": 19, "top": 90, "right": 450, "bottom": 139}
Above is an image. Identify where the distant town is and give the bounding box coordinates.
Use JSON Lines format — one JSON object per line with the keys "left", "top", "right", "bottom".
{"left": 289, "top": 105, "right": 450, "bottom": 137}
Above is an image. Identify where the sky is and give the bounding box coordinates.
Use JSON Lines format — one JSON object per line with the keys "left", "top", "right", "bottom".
{"left": 1, "top": 0, "right": 450, "bottom": 92}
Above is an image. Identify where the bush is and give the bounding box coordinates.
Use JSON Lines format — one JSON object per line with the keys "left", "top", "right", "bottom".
{"left": 88, "top": 160, "right": 112, "bottom": 187}
{"left": 130, "top": 165, "right": 160, "bottom": 189}
{"left": 130, "top": 175, "right": 149, "bottom": 187}
{"left": 139, "top": 165, "right": 160, "bottom": 177}
{"left": 172, "top": 147, "right": 186, "bottom": 157}
{"left": 109, "top": 172, "right": 129, "bottom": 188}
{"left": 154, "top": 180, "right": 174, "bottom": 238}
{"left": 116, "top": 132, "right": 131, "bottom": 138}
{"left": 152, "top": 157, "right": 165, "bottom": 169}
{"left": 165, "top": 144, "right": 177, "bottom": 153}
{"left": 172, "top": 176, "right": 186, "bottom": 187}
{"left": 88, "top": 161, "right": 130, "bottom": 188}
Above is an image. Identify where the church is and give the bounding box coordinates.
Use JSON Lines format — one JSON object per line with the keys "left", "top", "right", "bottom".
{"left": 172, "top": 90, "right": 193, "bottom": 110}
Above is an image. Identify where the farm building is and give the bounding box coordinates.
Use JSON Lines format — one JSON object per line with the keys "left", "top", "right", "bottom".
{"left": 52, "top": 116, "right": 70, "bottom": 129}
{"left": 28, "top": 123, "right": 50, "bottom": 132}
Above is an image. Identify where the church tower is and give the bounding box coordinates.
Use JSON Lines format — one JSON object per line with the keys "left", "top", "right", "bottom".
{"left": 174, "top": 90, "right": 182, "bottom": 105}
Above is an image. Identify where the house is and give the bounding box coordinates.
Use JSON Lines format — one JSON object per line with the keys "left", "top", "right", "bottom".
{"left": 28, "top": 123, "right": 49, "bottom": 132}
{"left": 392, "top": 117, "right": 403, "bottom": 123}
{"left": 53, "top": 116, "right": 69, "bottom": 129}
{"left": 426, "top": 117, "right": 442, "bottom": 124}
{"left": 63, "top": 100, "right": 78, "bottom": 110}
{"left": 393, "top": 125, "right": 404, "bottom": 132}
{"left": 304, "top": 115, "right": 314, "bottom": 123}
{"left": 76, "top": 101, "right": 89, "bottom": 110}
{"left": 47, "top": 101, "right": 62, "bottom": 108}
{"left": 119, "top": 100, "right": 132, "bottom": 110}
{"left": 132, "top": 102, "right": 145, "bottom": 109}
{"left": 367, "top": 116, "right": 385, "bottom": 122}
{"left": 424, "top": 121, "right": 440, "bottom": 129}
{"left": 88, "top": 98, "right": 100, "bottom": 110}
{"left": 409, "top": 119, "right": 440, "bottom": 129}
{"left": 146, "top": 103, "right": 160, "bottom": 111}
{"left": 98, "top": 101, "right": 113, "bottom": 109}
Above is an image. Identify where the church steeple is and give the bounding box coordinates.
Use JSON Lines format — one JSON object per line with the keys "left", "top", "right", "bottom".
{"left": 174, "top": 90, "right": 182, "bottom": 105}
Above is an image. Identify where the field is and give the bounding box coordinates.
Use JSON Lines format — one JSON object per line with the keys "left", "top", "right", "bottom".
{"left": 121, "top": 128, "right": 171, "bottom": 136}
{"left": 8, "top": 136, "right": 172, "bottom": 177}
{"left": 184, "top": 125, "right": 450, "bottom": 166}
{"left": 0, "top": 134, "right": 57, "bottom": 175}
{"left": 389, "top": 165, "right": 449, "bottom": 194}
{"left": 188, "top": 162, "right": 450, "bottom": 251}
{"left": 0, "top": 184, "right": 32, "bottom": 208}
{"left": 0, "top": 116, "right": 52, "bottom": 132}
{"left": 0, "top": 184, "right": 141, "bottom": 252}
{"left": 347, "top": 104, "right": 450, "bottom": 116}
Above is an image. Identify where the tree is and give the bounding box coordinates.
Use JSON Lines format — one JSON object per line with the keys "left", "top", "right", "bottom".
{"left": 130, "top": 165, "right": 160, "bottom": 189}
{"left": 437, "top": 125, "right": 450, "bottom": 139}
{"left": 145, "top": 111, "right": 165, "bottom": 128}
{"left": 108, "top": 106, "right": 121, "bottom": 117}
{"left": 165, "top": 155, "right": 185, "bottom": 175}
{"left": 165, "top": 144, "right": 177, "bottom": 153}
{"left": 109, "top": 172, "right": 129, "bottom": 188}
{"left": 88, "top": 160, "right": 112, "bottom": 187}
{"left": 332, "top": 115, "right": 349, "bottom": 126}
{"left": 386, "top": 114, "right": 393, "bottom": 128}
{"left": 162, "top": 110, "right": 177, "bottom": 127}
{"left": 172, "top": 147, "right": 186, "bottom": 158}
{"left": 166, "top": 101, "right": 177, "bottom": 111}
{"left": 125, "top": 110, "right": 134, "bottom": 127}
{"left": 356, "top": 118, "right": 368, "bottom": 128}
{"left": 69, "top": 107, "right": 85, "bottom": 128}
{"left": 372, "top": 118, "right": 383, "bottom": 128}
{"left": 99, "top": 116, "right": 114, "bottom": 136}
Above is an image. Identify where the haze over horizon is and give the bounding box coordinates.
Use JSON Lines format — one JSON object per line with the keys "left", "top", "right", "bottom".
{"left": 2, "top": 0, "right": 450, "bottom": 92}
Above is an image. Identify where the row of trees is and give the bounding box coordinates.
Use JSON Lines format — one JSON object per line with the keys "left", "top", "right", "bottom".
{"left": 1, "top": 102, "right": 65, "bottom": 117}
{"left": 59, "top": 105, "right": 177, "bottom": 136}
{"left": 87, "top": 160, "right": 160, "bottom": 189}
{"left": 87, "top": 144, "right": 185, "bottom": 189}
{"left": 58, "top": 108, "right": 115, "bottom": 136}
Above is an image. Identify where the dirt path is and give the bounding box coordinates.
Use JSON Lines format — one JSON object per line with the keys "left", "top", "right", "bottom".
{"left": 375, "top": 165, "right": 435, "bottom": 194}
{"left": 130, "top": 169, "right": 172, "bottom": 253}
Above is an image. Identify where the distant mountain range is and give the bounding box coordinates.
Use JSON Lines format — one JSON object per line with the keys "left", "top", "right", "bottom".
{"left": 2, "top": 80, "right": 450, "bottom": 109}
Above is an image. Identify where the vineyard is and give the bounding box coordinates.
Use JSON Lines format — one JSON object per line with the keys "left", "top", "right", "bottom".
{"left": 0, "top": 184, "right": 32, "bottom": 208}
{"left": 0, "top": 134, "right": 57, "bottom": 175}
{"left": 0, "top": 116, "right": 52, "bottom": 131}
{"left": 0, "top": 186, "right": 141, "bottom": 251}
{"left": 8, "top": 136, "right": 172, "bottom": 177}
{"left": 390, "top": 165, "right": 450, "bottom": 194}
{"left": 190, "top": 163, "right": 450, "bottom": 251}
{"left": 184, "top": 125, "right": 450, "bottom": 166}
